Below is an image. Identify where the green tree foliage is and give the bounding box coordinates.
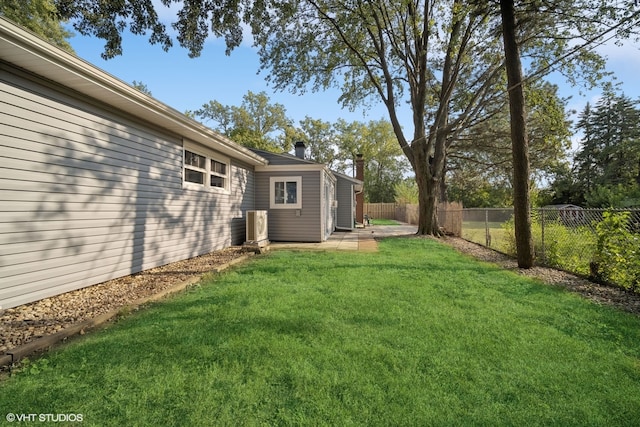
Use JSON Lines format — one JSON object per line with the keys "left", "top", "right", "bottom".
{"left": 289, "top": 117, "right": 339, "bottom": 169}
{"left": 195, "top": 91, "right": 292, "bottom": 151}
{"left": 333, "top": 119, "right": 409, "bottom": 203}
{"left": 55, "top": 0, "right": 640, "bottom": 231}
{"left": 594, "top": 210, "right": 640, "bottom": 290}
{"left": 539, "top": 161, "right": 575, "bottom": 206}
{"left": 256, "top": 1, "right": 507, "bottom": 234}
{"left": 1, "top": 0, "right": 74, "bottom": 53}
{"left": 570, "top": 92, "right": 640, "bottom": 207}
{"left": 290, "top": 118, "right": 409, "bottom": 202}
{"left": 394, "top": 179, "right": 419, "bottom": 205}
{"left": 193, "top": 92, "right": 407, "bottom": 201}
{"left": 447, "top": 81, "right": 572, "bottom": 207}
{"left": 248, "top": 0, "right": 631, "bottom": 234}
{"left": 131, "top": 80, "right": 152, "bottom": 96}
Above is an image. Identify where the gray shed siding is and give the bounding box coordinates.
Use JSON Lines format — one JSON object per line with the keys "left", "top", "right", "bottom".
{"left": 0, "top": 68, "right": 254, "bottom": 309}
{"left": 336, "top": 176, "right": 355, "bottom": 230}
{"left": 255, "top": 170, "right": 323, "bottom": 242}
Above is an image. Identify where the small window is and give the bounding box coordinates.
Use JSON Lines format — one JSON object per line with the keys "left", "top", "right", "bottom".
{"left": 183, "top": 145, "right": 230, "bottom": 191}
{"left": 270, "top": 176, "right": 302, "bottom": 209}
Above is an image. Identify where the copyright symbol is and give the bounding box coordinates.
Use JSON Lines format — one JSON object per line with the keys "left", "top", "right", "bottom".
{"left": 5, "top": 413, "right": 16, "bottom": 422}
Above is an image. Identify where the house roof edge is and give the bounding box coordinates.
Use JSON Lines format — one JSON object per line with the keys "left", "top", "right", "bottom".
{"left": 0, "top": 16, "right": 267, "bottom": 166}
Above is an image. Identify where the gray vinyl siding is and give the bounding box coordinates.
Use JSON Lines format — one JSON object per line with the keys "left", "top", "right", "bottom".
{"left": 336, "top": 176, "right": 355, "bottom": 230}
{"left": 230, "top": 159, "right": 255, "bottom": 244}
{"left": 255, "top": 170, "right": 323, "bottom": 242}
{"left": 0, "top": 68, "right": 254, "bottom": 309}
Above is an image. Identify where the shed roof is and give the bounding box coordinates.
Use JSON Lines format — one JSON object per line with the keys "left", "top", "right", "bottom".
{"left": 543, "top": 204, "right": 583, "bottom": 209}
{"left": 333, "top": 171, "right": 364, "bottom": 191}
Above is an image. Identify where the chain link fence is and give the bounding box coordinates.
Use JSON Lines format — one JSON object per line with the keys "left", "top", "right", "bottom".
{"left": 462, "top": 207, "right": 640, "bottom": 289}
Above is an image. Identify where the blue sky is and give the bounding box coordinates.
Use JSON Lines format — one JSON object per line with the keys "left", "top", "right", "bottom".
{"left": 66, "top": 21, "right": 640, "bottom": 153}
{"left": 68, "top": 32, "right": 394, "bottom": 127}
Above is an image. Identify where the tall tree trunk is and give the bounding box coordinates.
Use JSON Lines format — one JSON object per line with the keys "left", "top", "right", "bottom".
{"left": 413, "top": 143, "right": 441, "bottom": 235}
{"left": 500, "top": 0, "right": 534, "bottom": 268}
{"left": 415, "top": 164, "right": 440, "bottom": 235}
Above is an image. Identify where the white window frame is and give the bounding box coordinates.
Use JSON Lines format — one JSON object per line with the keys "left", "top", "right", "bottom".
{"left": 270, "top": 176, "right": 302, "bottom": 209}
{"left": 183, "top": 142, "right": 230, "bottom": 192}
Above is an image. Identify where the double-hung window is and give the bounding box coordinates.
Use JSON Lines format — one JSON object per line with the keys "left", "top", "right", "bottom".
{"left": 270, "top": 176, "right": 302, "bottom": 209}
{"left": 183, "top": 143, "right": 229, "bottom": 192}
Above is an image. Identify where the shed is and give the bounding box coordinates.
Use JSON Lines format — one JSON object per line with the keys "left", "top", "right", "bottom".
{"left": 334, "top": 171, "right": 362, "bottom": 231}
{"left": 542, "top": 204, "right": 586, "bottom": 225}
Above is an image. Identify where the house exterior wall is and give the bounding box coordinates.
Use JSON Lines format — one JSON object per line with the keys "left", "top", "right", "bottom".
{"left": 336, "top": 176, "right": 355, "bottom": 230}
{"left": 0, "top": 66, "right": 254, "bottom": 309}
{"left": 255, "top": 170, "right": 323, "bottom": 242}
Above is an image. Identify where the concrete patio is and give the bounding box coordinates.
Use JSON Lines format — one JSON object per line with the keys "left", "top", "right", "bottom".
{"left": 269, "top": 224, "right": 418, "bottom": 252}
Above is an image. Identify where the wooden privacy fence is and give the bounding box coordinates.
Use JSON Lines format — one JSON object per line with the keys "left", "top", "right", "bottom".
{"left": 439, "top": 202, "right": 463, "bottom": 236}
{"left": 363, "top": 203, "right": 397, "bottom": 219}
{"left": 364, "top": 202, "right": 463, "bottom": 236}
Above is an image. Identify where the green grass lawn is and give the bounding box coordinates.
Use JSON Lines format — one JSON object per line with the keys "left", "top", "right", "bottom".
{"left": 462, "top": 221, "right": 511, "bottom": 253}
{"left": 2, "top": 238, "right": 640, "bottom": 426}
{"left": 369, "top": 218, "right": 400, "bottom": 225}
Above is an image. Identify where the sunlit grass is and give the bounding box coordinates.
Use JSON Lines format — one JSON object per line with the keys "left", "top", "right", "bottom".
{"left": 1, "top": 238, "right": 639, "bottom": 426}
{"left": 462, "top": 220, "right": 511, "bottom": 252}
{"left": 369, "top": 218, "right": 400, "bottom": 225}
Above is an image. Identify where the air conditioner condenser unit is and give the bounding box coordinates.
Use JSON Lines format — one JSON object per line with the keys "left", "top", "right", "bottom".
{"left": 245, "top": 210, "right": 269, "bottom": 246}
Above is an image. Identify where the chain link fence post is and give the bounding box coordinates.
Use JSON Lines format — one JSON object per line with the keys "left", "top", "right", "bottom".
{"left": 485, "top": 209, "right": 490, "bottom": 247}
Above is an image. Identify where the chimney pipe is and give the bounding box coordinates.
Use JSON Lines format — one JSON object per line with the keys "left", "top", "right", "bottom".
{"left": 294, "top": 141, "right": 306, "bottom": 159}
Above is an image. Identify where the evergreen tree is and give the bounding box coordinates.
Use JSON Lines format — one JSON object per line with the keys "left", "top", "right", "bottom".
{"left": 572, "top": 102, "right": 599, "bottom": 204}
{"left": 572, "top": 93, "right": 640, "bottom": 207}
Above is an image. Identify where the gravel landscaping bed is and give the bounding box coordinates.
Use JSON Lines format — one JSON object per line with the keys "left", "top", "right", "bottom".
{"left": 0, "top": 247, "right": 247, "bottom": 356}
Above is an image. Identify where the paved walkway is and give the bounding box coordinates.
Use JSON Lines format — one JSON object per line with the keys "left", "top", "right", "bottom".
{"left": 269, "top": 224, "right": 418, "bottom": 252}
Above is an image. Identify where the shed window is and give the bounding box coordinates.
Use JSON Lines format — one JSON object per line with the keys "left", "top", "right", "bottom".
{"left": 270, "top": 176, "right": 302, "bottom": 209}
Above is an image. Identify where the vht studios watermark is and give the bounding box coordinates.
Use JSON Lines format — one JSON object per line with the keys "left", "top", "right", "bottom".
{"left": 5, "top": 413, "right": 84, "bottom": 423}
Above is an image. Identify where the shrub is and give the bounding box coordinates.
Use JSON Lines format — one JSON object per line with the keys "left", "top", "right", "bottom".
{"left": 593, "top": 211, "right": 640, "bottom": 291}
{"left": 501, "top": 216, "right": 517, "bottom": 257}
{"left": 502, "top": 214, "right": 596, "bottom": 276}
{"left": 535, "top": 222, "right": 596, "bottom": 276}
